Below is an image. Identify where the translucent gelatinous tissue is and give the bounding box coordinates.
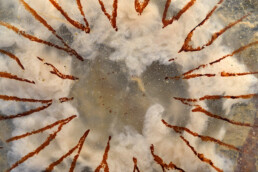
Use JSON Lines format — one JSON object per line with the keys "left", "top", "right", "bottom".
{"left": 0, "top": 0, "right": 257, "bottom": 171}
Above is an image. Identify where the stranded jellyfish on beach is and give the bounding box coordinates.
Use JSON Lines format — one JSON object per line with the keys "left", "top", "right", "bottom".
{"left": 0, "top": 0, "right": 257, "bottom": 171}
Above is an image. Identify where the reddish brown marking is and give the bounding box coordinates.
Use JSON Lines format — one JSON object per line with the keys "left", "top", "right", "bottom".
{"left": 6, "top": 115, "right": 76, "bottom": 172}
{"left": 182, "top": 73, "right": 216, "bottom": 79}
{"left": 0, "top": 21, "right": 82, "bottom": 60}
{"left": 165, "top": 76, "right": 180, "bottom": 80}
{"left": 98, "top": 0, "right": 118, "bottom": 31}
{"left": 174, "top": 93, "right": 257, "bottom": 103}
{"left": 174, "top": 96, "right": 197, "bottom": 103}
{"left": 19, "top": 0, "right": 84, "bottom": 61}
{"left": 0, "top": 49, "right": 24, "bottom": 70}
{"left": 38, "top": 56, "right": 78, "bottom": 80}
{"left": 48, "top": 0, "right": 90, "bottom": 33}
{"left": 37, "top": 56, "right": 44, "bottom": 61}
{"left": 0, "top": 103, "right": 52, "bottom": 121}
{"left": 133, "top": 157, "right": 141, "bottom": 172}
{"left": 168, "top": 58, "right": 176, "bottom": 62}
{"left": 199, "top": 94, "right": 258, "bottom": 101}
{"left": 162, "top": 0, "right": 196, "bottom": 28}
{"left": 167, "top": 71, "right": 258, "bottom": 80}
{"left": 44, "top": 62, "right": 79, "bottom": 80}
{"left": 182, "top": 41, "right": 258, "bottom": 76}
{"left": 0, "top": 94, "right": 52, "bottom": 104}
{"left": 192, "top": 106, "right": 257, "bottom": 128}
{"left": 59, "top": 97, "right": 74, "bottom": 103}
{"left": 0, "top": 72, "right": 35, "bottom": 84}
{"left": 221, "top": 71, "right": 258, "bottom": 77}
{"left": 135, "top": 0, "right": 150, "bottom": 15}
{"left": 180, "top": 136, "right": 223, "bottom": 172}
{"left": 45, "top": 129, "right": 90, "bottom": 172}
{"left": 150, "top": 144, "right": 185, "bottom": 172}
{"left": 95, "top": 136, "right": 112, "bottom": 172}
{"left": 162, "top": 119, "right": 239, "bottom": 151}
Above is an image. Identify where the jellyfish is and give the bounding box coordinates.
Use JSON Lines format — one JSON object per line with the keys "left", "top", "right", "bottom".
{"left": 0, "top": 0, "right": 257, "bottom": 171}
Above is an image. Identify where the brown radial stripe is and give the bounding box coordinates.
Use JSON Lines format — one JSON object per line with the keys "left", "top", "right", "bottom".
{"left": 174, "top": 93, "right": 257, "bottom": 103}
{"left": 150, "top": 144, "right": 185, "bottom": 172}
{"left": 133, "top": 157, "right": 141, "bottom": 172}
{"left": 0, "top": 103, "right": 52, "bottom": 121}
{"left": 162, "top": 0, "right": 196, "bottom": 28}
{"left": 0, "top": 94, "right": 52, "bottom": 104}
{"left": 174, "top": 96, "right": 197, "bottom": 103}
{"left": 6, "top": 112, "right": 74, "bottom": 143}
{"left": 135, "top": 0, "right": 150, "bottom": 15}
{"left": 199, "top": 94, "right": 258, "bottom": 101}
{"left": 0, "top": 49, "right": 24, "bottom": 70}
{"left": 0, "top": 72, "right": 35, "bottom": 84}
{"left": 182, "top": 73, "right": 215, "bottom": 79}
{"left": 180, "top": 136, "right": 223, "bottom": 172}
{"left": 98, "top": 0, "right": 118, "bottom": 31}
{"left": 59, "top": 97, "right": 74, "bottom": 103}
{"left": 37, "top": 56, "right": 79, "bottom": 80}
{"left": 95, "top": 136, "right": 112, "bottom": 172}
{"left": 220, "top": 71, "right": 258, "bottom": 77}
{"left": 19, "top": 0, "right": 84, "bottom": 61}
{"left": 166, "top": 71, "right": 258, "bottom": 80}
{"left": 192, "top": 106, "right": 257, "bottom": 127}
{"left": 162, "top": 119, "right": 239, "bottom": 151}
{"left": 45, "top": 129, "right": 90, "bottom": 172}
{"left": 6, "top": 115, "right": 76, "bottom": 172}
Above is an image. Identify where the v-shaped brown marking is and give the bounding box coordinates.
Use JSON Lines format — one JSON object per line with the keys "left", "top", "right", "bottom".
{"left": 0, "top": 94, "right": 52, "bottom": 104}
{"left": 133, "top": 157, "right": 141, "bottom": 172}
{"left": 179, "top": 10, "right": 248, "bottom": 52}
{"left": 19, "top": 0, "right": 84, "bottom": 61}
{"left": 98, "top": 0, "right": 118, "bottom": 31}
{"left": 48, "top": 0, "right": 90, "bottom": 33}
{"left": 150, "top": 144, "right": 185, "bottom": 172}
{"left": 135, "top": 0, "right": 150, "bottom": 15}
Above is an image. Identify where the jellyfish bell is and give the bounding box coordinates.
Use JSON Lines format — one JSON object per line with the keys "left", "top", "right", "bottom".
{"left": 0, "top": 0, "right": 257, "bottom": 172}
